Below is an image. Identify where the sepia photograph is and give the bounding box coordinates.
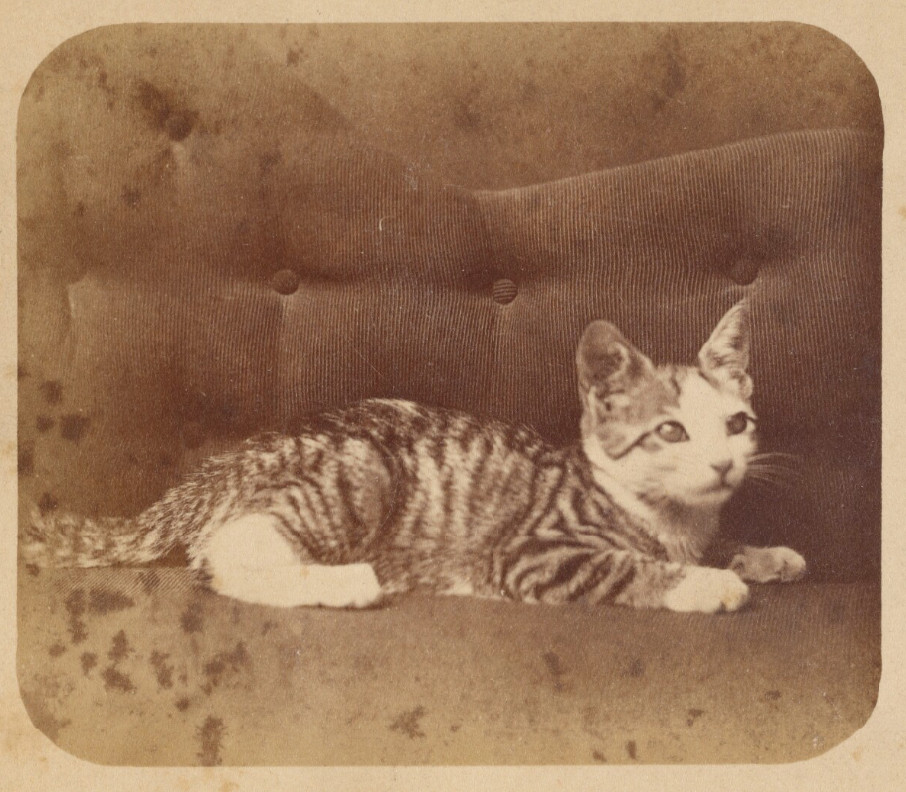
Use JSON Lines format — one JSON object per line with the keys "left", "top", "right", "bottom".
{"left": 14, "top": 21, "right": 882, "bottom": 768}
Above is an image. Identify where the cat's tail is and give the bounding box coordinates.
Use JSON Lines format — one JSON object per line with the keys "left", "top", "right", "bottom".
{"left": 20, "top": 505, "right": 176, "bottom": 568}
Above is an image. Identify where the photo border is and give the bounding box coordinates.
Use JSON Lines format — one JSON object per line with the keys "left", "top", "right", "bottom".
{"left": 2, "top": 1, "right": 902, "bottom": 789}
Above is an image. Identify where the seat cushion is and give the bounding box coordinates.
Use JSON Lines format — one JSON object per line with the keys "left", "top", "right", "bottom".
{"left": 18, "top": 568, "right": 880, "bottom": 764}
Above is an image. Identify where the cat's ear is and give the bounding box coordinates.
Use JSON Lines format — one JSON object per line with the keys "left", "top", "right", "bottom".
{"left": 697, "top": 301, "right": 753, "bottom": 400}
{"left": 576, "top": 321, "right": 656, "bottom": 401}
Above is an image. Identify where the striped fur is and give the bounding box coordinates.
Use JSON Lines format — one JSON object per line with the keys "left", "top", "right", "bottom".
{"left": 22, "top": 303, "right": 806, "bottom": 611}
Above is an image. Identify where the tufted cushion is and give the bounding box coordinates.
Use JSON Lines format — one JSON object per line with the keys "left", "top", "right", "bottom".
{"left": 18, "top": 25, "right": 880, "bottom": 582}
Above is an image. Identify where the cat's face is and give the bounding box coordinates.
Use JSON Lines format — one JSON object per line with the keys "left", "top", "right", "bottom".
{"left": 577, "top": 303, "right": 756, "bottom": 510}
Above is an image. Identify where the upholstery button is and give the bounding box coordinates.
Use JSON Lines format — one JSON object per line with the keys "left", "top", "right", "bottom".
{"left": 725, "top": 257, "right": 760, "bottom": 285}
{"left": 492, "top": 278, "right": 518, "bottom": 304}
{"left": 165, "top": 111, "right": 196, "bottom": 142}
{"left": 272, "top": 269, "right": 301, "bottom": 295}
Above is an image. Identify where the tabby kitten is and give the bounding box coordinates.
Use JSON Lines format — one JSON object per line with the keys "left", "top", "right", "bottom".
{"left": 24, "top": 303, "right": 805, "bottom": 613}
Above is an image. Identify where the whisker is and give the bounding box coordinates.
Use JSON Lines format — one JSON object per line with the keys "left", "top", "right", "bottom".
{"left": 748, "top": 452, "right": 803, "bottom": 465}
{"left": 748, "top": 465, "right": 800, "bottom": 474}
{"left": 743, "top": 476, "right": 799, "bottom": 494}
{"left": 746, "top": 466, "right": 801, "bottom": 480}
{"left": 746, "top": 469, "right": 790, "bottom": 480}
{"left": 747, "top": 476, "right": 803, "bottom": 489}
{"left": 747, "top": 465, "right": 803, "bottom": 478}
{"left": 748, "top": 461, "right": 801, "bottom": 471}
{"left": 745, "top": 463, "right": 802, "bottom": 481}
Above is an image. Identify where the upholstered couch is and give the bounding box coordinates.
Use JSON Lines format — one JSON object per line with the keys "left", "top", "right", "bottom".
{"left": 17, "top": 24, "right": 881, "bottom": 764}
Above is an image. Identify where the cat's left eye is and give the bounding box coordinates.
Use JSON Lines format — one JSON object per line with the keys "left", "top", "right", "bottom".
{"left": 726, "top": 412, "right": 753, "bottom": 436}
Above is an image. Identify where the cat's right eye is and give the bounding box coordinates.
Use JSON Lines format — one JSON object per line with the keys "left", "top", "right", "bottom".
{"left": 655, "top": 421, "right": 689, "bottom": 443}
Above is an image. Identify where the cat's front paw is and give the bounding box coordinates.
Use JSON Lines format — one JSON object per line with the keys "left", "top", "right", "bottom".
{"left": 662, "top": 567, "right": 750, "bottom": 614}
{"left": 729, "top": 546, "right": 807, "bottom": 583}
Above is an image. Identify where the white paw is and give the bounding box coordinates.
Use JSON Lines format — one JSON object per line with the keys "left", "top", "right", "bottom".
{"left": 729, "top": 546, "right": 807, "bottom": 583}
{"left": 303, "top": 563, "right": 385, "bottom": 609}
{"left": 209, "top": 562, "right": 385, "bottom": 609}
{"left": 662, "top": 567, "right": 750, "bottom": 614}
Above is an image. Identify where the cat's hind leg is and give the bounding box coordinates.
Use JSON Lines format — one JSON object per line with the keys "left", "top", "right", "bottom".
{"left": 200, "top": 514, "right": 384, "bottom": 609}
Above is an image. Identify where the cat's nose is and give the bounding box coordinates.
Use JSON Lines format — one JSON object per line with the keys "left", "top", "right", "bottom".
{"left": 711, "top": 460, "right": 733, "bottom": 481}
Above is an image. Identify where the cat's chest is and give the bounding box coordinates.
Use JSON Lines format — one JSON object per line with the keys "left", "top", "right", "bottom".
{"left": 650, "top": 508, "right": 722, "bottom": 564}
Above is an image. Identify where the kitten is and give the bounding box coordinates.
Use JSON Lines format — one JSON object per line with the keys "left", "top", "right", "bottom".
{"left": 23, "top": 302, "right": 806, "bottom": 612}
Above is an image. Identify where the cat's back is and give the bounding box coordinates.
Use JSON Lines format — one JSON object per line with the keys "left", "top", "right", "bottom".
{"left": 298, "top": 398, "right": 547, "bottom": 461}
{"left": 299, "top": 399, "right": 556, "bottom": 523}
{"left": 230, "top": 399, "right": 551, "bottom": 494}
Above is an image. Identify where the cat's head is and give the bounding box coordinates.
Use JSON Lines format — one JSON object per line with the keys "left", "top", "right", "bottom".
{"left": 576, "top": 303, "right": 756, "bottom": 510}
